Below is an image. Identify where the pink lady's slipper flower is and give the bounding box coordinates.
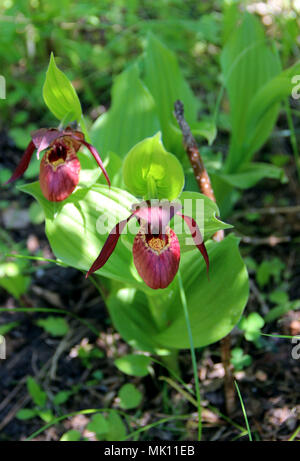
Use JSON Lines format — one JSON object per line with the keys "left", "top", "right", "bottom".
{"left": 5, "top": 127, "right": 110, "bottom": 201}
{"left": 87, "top": 201, "right": 209, "bottom": 289}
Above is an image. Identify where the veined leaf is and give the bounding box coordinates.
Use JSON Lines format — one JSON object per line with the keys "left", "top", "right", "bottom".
{"left": 43, "top": 53, "right": 82, "bottom": 123}
{"left": 142, "top": 34, "right": 198, "bottom": 157}
{"left": 154, "top": 234, "right": 249, "bottom": 349}
{"left": 175, "top": 191, "right": 232, "bottom": 251}
{"left": 243, "top": 63, "right": 300, "bottom": 161}
{"left": 217, "top": 162, "right": 287, "bottom": 189}
{"left": 91, "top": 64, "right": 160, "bottom": 159}
{"left": 19, "top": 182, "right": 147, "bottom": 290}
{"left": 123, "top": 132, "right": 185, "bottom": 200}
{"left": 108, "top": 235, "right": 248, "bottom": 352}
{"left": 221, "top": 13, "right": 281, "bottom": 172}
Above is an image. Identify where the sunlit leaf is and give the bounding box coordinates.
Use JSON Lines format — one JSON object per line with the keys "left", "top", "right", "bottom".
{"left": 91, "top": 64, "right": 160, "bottom": 159}
{"left": 43, "top": 53, "right": 82, "bottom": 123}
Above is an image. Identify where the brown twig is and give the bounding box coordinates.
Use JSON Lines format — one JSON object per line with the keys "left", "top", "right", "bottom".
{"left": 174, "top": 100, "right": 224, "bottom": 242}
{"left": 174, "top": 99, "right": 235, "bottom": 414}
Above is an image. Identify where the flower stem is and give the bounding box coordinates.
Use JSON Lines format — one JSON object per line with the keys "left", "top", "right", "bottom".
{"left": 177, "top": 270, "right": 202, "bottom": 441}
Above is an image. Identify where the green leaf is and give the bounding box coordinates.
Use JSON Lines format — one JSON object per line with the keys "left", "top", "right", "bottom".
{"left": 114, "top": 354, "right": 152, "bottom": 377}
{"left": 239, "top": 313, "right": 265, "bottom": 342}
{"left": 27, "top": 376, "right": 47, "bottom": 408}
{"left": 38, "top": 409, "right": 54, "bottom": 423}
{"left": 0, "top": 262, "right": 30, "bottom": 300}
{"left": 190, "top": 119, "right": 217, "bottom": 146}
{"left": 118, "top": 383, "right": 142, "bottom": 410}
{"left": 221, "top": 13, "right": 281, "bottom": 172}
{"left": 91, "top": 64, "right": 160, "bottom": 160}
{"left": 217, "top": 162, "right": 287, "bottom": 189}
{"left": 36, "top": 316, "right": 69, "bottom": 337}
{"left": 87, "top": 414, "right": 108, "bottom": 436}
{"left": 0, "top": 321, "right": 19, "bottom": 335}
{"left": 176, "top": 191, "right": 232, "bottom": 250}
{"left": 256, "top": 258, "right": 284, "bottom": 288}
{"left": 231, "top": 347, "right": 252, "bottom": 371}
{"left": 16, "top": 409, "right": 37, "bottom": 420}
{"left": 142, "top": 34, "right": 198, "bottom": 157}
{"left": 107, "top": 289, "right": 167, "bottom": 354}
{"left": 43, "top": 53, "right": 82, "bottom": 123}
{"left": 19, "top": 182, "right": 150, "bottom": 291}
{"left": 268, "top": 290, "right": 289, "bottom": 305}
{"left": 122, "top": 132, "right": 185, "bottom": 200}
{"left": 243, "top": 63, "right": 300, "bottom": 162}
{"left": 29, "top": 202, "right": 45, "bottom": 224}
{"left": 106, "top": 411, "right": 126, "bottom": 441}
{"left": 53, "top": 390, "right": 72, "bottom": 405}
{"left": 154, "top": 235, "right": 249, "bottom": 349}
{"left": 109, "top": 235, "right": 249, "bottom": 351}
{"left": 60, "top": 430, "right": 81, "bottom": 441}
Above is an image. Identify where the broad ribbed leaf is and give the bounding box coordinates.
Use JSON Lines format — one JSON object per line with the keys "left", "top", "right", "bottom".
{"left": 142, "top": 34, "right": 199, "bottom": 157}
{"left": 175, "top": 191, "right": 232, "bottom": 251}
{"left": 244, "top": 63, "right": 300, "bottom": 161}
{"left": 154, "top": 234, "right": 249, "bottom": 349}
{"left": 19, "top": 182, "right": 147, "bottom": 289}
{"left": 43, "top": 53, "right": 82, "bottom": 123}
{"left": 91, "top": 64, "right": 160, "bottom": 159}
{"left": 107, "top": 288, "right": 167, "bottom": 354}
{"left": 221, "top": 13, "right": 281, "bottom": 172}
{"left": 109, "top": 235, "right": 248, "bottom": 351}
{"left": 217, "top": 162, "right": 286, "bottom": 189}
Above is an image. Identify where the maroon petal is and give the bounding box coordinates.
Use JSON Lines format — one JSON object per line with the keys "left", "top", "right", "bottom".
{"left": 178, "top": 213, "right": 209, "bottom": 275}
{"left": 4, "top": 140, "right": 36, "bottom": 184}
{"left": 86, "top": 214, "right": 134, "bottom": 277}
{"left": 81, "top": 140, "right": 111, "bottom": 187}
{"left": 31, "top": 128, "right": 61, "bottom": 159}
{"left": 133, "top": 227, "right": 180, "bottom": 289}
{"left": 132, "top": 201, "right": 182, "bottom": 234}
{"left": 39, "top": 149, "right": 80, "bottom": 202}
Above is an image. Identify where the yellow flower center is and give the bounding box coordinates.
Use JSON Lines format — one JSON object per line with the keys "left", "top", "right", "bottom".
{"left": 148, "top": 237, "right": 166, "bottom": 253}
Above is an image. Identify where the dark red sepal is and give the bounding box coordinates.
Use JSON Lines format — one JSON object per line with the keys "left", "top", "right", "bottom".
{"left": 178, "top": 213, "right": 209, "bottom": 276}
{"left": 4, "top": 141, "right": 35, "bottom": 184}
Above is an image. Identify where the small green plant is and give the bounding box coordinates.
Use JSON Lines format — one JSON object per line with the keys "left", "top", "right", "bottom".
{"left": 238, "top": 313, "right": 265, "bottom": 347}
{"left": 231, "top": 347, "right": 252, "bottom": 371}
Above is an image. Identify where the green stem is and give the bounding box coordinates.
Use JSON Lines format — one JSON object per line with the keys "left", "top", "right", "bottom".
{"left": 177, "top": 270, "right": 202, "bottom": 441}
{"left": 285, "top": 99, "right": 300, "bottom": 182}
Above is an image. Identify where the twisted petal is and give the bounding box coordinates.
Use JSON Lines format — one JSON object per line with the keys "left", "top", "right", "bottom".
{"left": 81, "top": 140, "right": 111, "bottom": 187}
{"left": 5, "top": 140, "right": 35, "bottom": 184}
{"left": 86, "top": 214, "right": 134, "bottom": 277}
{"left": 31, "top": 128, "right": 61, "bottom": 159}
{"left": 178, "top": 213, "right": 209, "bottom": 275}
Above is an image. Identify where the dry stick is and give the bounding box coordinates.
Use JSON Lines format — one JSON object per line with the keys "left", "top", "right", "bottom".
{"left": 174, "top": 100, "right": 235, "bottom": 415}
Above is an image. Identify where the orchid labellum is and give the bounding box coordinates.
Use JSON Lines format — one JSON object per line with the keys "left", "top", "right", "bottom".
{"left": 87, "top": 201, "right": 209, "bottom": 289}
{"left": 5, "top": 127, "right": 110, "bottom": 201}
